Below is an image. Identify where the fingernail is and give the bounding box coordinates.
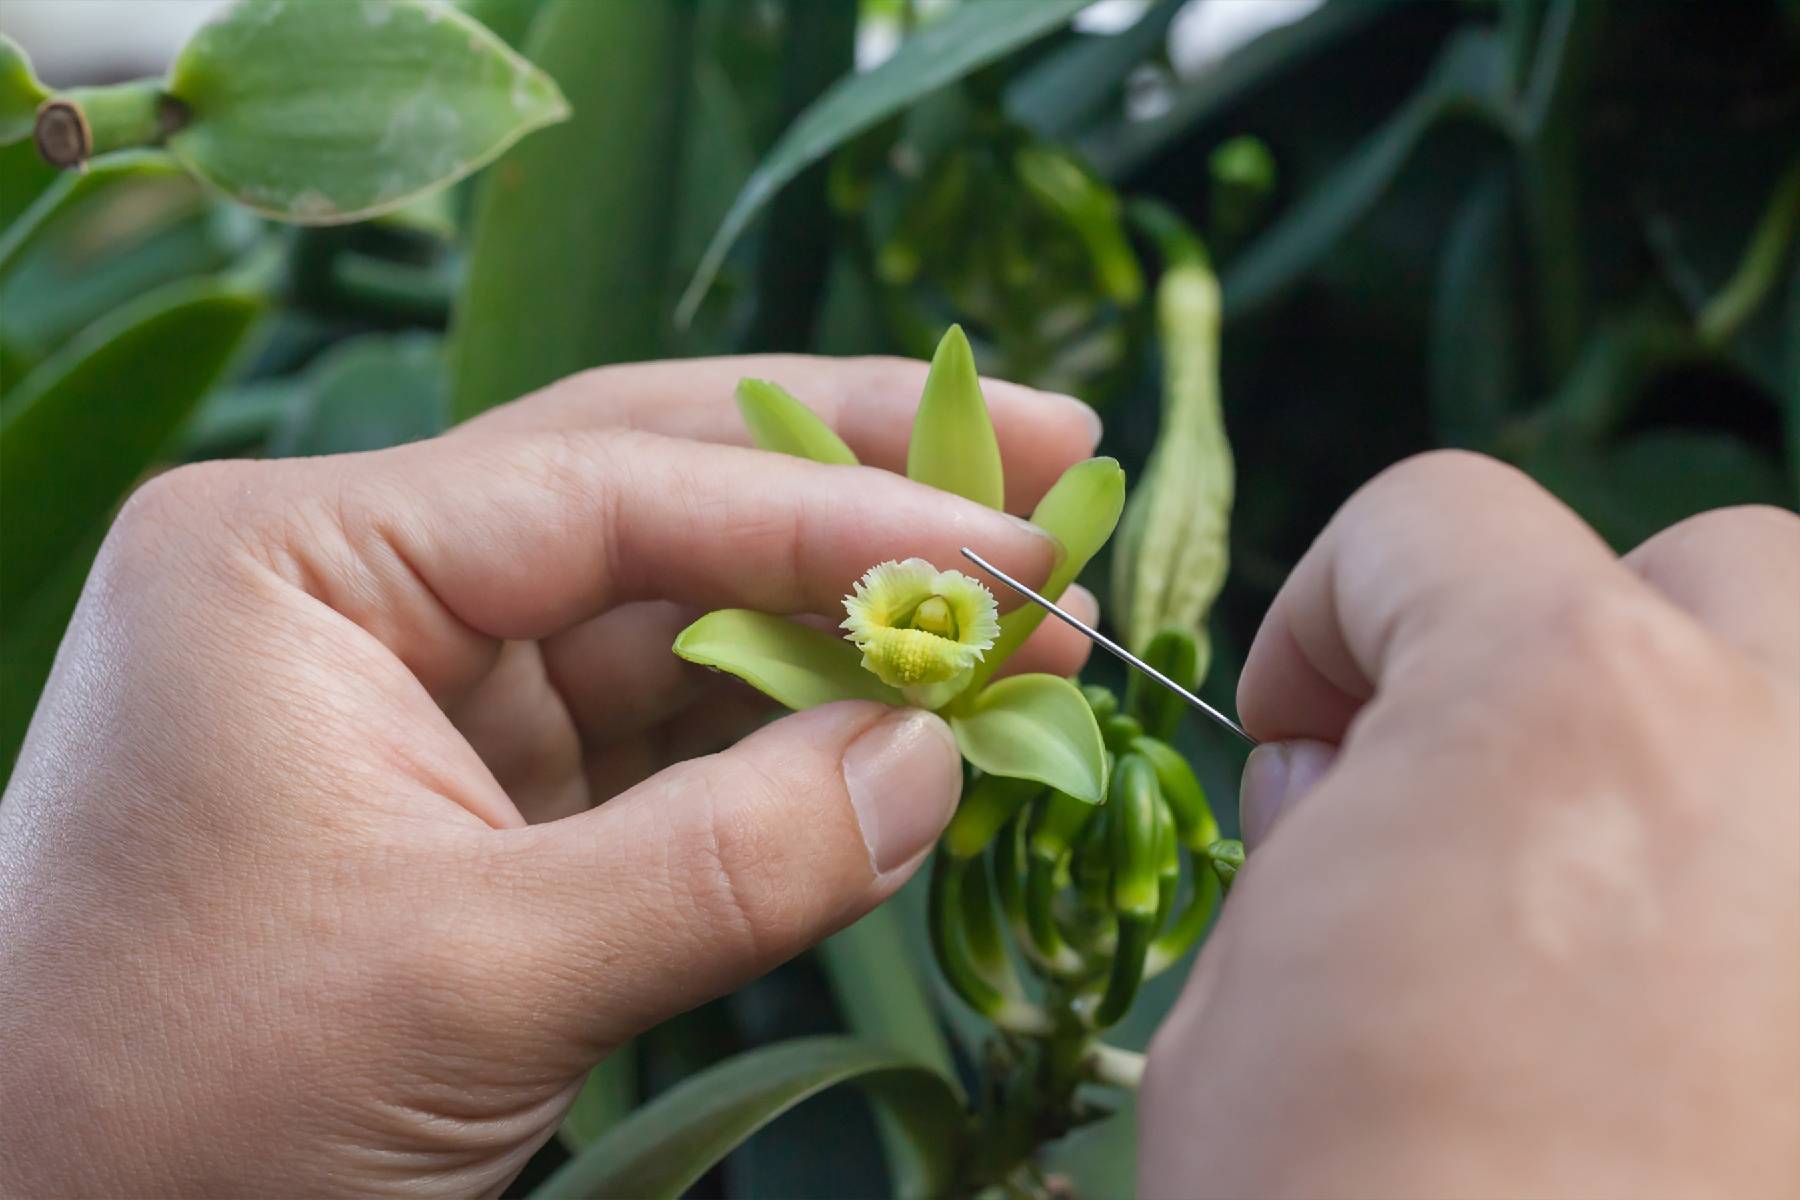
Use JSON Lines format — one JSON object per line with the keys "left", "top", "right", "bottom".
{"left": 843, "top": 709, "right": 962, "bottom": 875}
{"left": 1239, "top": 739, "right": 1336, "bottom": 851}
{"left": 1064, "top": 395, "right": 1104, "bottom": 449}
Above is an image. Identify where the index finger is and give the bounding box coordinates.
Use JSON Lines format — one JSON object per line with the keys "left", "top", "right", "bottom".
{"left": 233, "top": 428, "right": 1062, "bottom": 702}
{"left": 458, "top": 354, "right": 1103, "bottom": 515}
{"left": 1237, "top": 451, "right": 1621, "bottom": 743}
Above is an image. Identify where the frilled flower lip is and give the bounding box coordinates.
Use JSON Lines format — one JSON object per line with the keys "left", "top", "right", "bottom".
{"left": 841, "top": 558, "right": 1001, "bottom": 689}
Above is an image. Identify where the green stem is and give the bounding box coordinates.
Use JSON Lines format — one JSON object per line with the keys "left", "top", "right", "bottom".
{"left": 1697, "top": 159, "right": 1800, "bottom": 347}
{"left": 35, "top": 81, "right": 182, "bottom": 168}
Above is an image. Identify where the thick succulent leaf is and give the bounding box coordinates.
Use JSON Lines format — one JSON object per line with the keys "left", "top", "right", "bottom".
{"left": 906, "top": 325, "right": 1004, "bottom": 508}
{"left": 677, "top": 0, "right": 1092, "bottom": 322}
{"left": 1, "top": 279, "right": 262, "bottom": 768}
{"left": 164, "top": 0, "right": 569, "bottom": 224}
{"left": 951, "top": 674, "right": 1108, "bottom": 805}
{"left": 448, "top": 0, "right": 691, "bottom": 418}
{"left": 0, "top": 152, "right": 189, "bottom": 280}
{"left": 673, "top": 610, "right": 903, "bottom": 711}
{"left": 737, "top": 378, "right": 858, "bottom": 465}
{"left": 558, "top": 1048, "right": 636, "bottom": 1152}
{"left": 1220, "top": 28, "right": 1510, "bottom": 318}
{"left": 268, "top": 333, "right": 446, "bottom": 457}
{"left": 1429, "top": 165, "right": 1521, "bottom": 448}
{"left": 815, "top": 904, "right": 956, "bottom": 1200}
{"left": 0, "top": 33, "right": 49, "bottom": 146}
{"left": 1, "top": 279, "right": 263, "bottom": 618}
{"left": 969, "top": 456, "right": 1123, "bottom": 691}
{"left": 535, "top": 1036, "right": 965, "bottom": 1200}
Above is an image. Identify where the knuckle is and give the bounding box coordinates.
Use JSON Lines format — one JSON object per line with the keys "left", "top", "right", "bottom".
{"left": 673, "top": 757, "right": 813, "bottom": 958}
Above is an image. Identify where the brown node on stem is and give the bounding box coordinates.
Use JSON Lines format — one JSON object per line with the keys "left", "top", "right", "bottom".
{"left": 33, "top": 99, "right": 90, "bottom": 169}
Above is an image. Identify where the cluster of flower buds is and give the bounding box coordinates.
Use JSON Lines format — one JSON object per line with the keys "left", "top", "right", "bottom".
{"left": 928, "top": 628, "right": 1245, "bottom": 1039}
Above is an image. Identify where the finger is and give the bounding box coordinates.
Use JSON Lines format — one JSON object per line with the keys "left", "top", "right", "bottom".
{"left": 1622, "top": 505, "right": 1800, "bottom": 679}
{"left": 583, "top": 682, "right": 773, "bottom": 803}
{"left": 1237, "top": 451, "right": 1621, "bottom": 743}
{"left": 447, "top": 639, "right": 584, "bottom": 824}
{"left": 993, "top": 583, "right": 1097, "bottom": 679}
{"left": 489, "top": 701, "right": 961, "bottom": 1046}
{"left": 459, "top": 355, "right": 1103, "bottom": 514}
{"left": 248, "top": 430, "right": 1062, "bottom": 706}
{"left": 1237, "top": 738, "right": 1337, "bottom": 851}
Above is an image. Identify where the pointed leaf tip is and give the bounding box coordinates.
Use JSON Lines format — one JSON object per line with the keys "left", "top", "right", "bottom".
{"left": 736, "top": 379, "right": 859, "bottom": 466}
{"left": 907, "top": 326, "right": 1004, "bottom": 509}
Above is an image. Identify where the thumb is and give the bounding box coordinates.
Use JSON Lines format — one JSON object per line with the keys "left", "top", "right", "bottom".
{"left": 490, "top": 701, "right": 959, "bottom": 1047}
{"left": 1238, "top": 738, "right": 1337, "bottom": 851}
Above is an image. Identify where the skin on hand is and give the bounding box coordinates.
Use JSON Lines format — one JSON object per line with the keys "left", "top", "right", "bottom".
{"left": 0, "top": 357, "right": 1101, "bottom": 1198}
{"left": 1141, "top": 452, "right": 1800, "bottom": 1199}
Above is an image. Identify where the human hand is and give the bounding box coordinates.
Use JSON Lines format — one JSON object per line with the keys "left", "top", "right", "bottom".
{"left": 0, "top": 356, "right": 1101, "bottom": 1197}
{"left": 1141, "top": 452, "right": 1799, "bottom": 1198}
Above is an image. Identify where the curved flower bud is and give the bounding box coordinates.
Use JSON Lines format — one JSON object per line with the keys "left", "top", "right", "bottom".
{"left": 841, "top": 558, "right": 1000, "bottom": 692}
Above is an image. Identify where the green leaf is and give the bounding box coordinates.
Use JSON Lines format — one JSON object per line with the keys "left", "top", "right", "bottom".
{"left": 677, "top": 0, "right": 1092, "bottom": 323}
{"left": 672, "top": 609, "right": 903, "bottom": 711}
{"left": 1081, "top": 0, "right": 1394, "bottom": 179}
{"left": 1115, "top": 257, "right": 1232, "bottom": 661}
{"left": 1429, "top": 165, "right": 1521, "bottom": 448}
{"left": 269, "top": 333, "right": 446, "bottom": 457}
{"left": 448, "top": 0, "right": 693, "bottom": 419}
{"left": 1222, "top": 28, "right": 1510, "bottom": 318}
{"left": 970, "top": 456, "right": 1124, "bottom": 691}
{"left": 1, "top": 278, "right": 264, "bottom": 620}
{"left": 1527, "top": 431, "right": 1789, "bottom": 552}
{"left": 906, "top": 325, "right": 1004, "bottom": 508}
{"left": 535, "top": 1036, "right": 965, "bottom": 1200}
{"left": 951, "top": 674, "right": 1108, "bottom": 805}
{"left": 1006, "top": 0, "right": 1185, "bottom": 139}
{"left": 0, "top": 33, "right": 49, "bottom": 146}
{"left": 815, "top": 904, "right": 956, "bottom": 1200}
{"left": 0, "top": 151, "right": 191, "bottom": 281}
{"left": 558, "top": 1047, "right": 636, "bottom": 1152}
{"left": 736, "top": 378, "right": 858, "bottom": 465}
{"left": 164, "top": 0, "right": 569, "bottom": 224}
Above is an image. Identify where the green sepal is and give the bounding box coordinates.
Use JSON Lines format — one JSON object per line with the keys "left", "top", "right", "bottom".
{"left": 0, "top": 34, "right": 49, "bottom": 146}
{"left": 673, "top": 609, "right": 902, "bottom": 711}
{"left": 951, "top": 673, "right": 1108, "bottom": 805}
{"left": 164, "top": 0, "right": 569, "bottom": 224}
{"left": 906, "top": 324, "right": 1004, "bottom": 509}
{"left": 969, "top": 456, "right": 1124, "bottom": 690}
{"left": 736, "top": 378, "right": 858, "bottom": 466}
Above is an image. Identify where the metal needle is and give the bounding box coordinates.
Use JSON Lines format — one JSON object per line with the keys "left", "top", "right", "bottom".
{"left": 961, "top": 546, "right": 1258, "bottom": 748}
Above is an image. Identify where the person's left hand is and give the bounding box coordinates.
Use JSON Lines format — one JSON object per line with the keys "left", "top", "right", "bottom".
{"left": 0, "top": 356, "right": 1101, "bottom": 1197}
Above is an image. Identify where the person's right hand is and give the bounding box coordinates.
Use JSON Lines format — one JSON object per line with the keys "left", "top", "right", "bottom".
{"left": 1141, "top": 452, "right": 1799, "bottom": 1198}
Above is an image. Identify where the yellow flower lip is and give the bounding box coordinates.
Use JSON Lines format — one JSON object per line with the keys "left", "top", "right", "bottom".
{"left": 842, "top": 558, "right": 1000, "bottom": 689}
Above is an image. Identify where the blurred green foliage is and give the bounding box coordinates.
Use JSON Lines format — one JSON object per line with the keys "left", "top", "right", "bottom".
{"left": 2, "top": 1, "right": 1796, "bottom": 1196}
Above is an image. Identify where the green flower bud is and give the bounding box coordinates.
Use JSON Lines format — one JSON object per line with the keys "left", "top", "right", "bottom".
{"left": 1208, "top": 838, "right": 1245, "bottom": 891}
{"left": 942, "top": 774, "right": 1040, "bottom": 860}
{"left": 1131, "top": 736, "right": 1221, "bottom": 849}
